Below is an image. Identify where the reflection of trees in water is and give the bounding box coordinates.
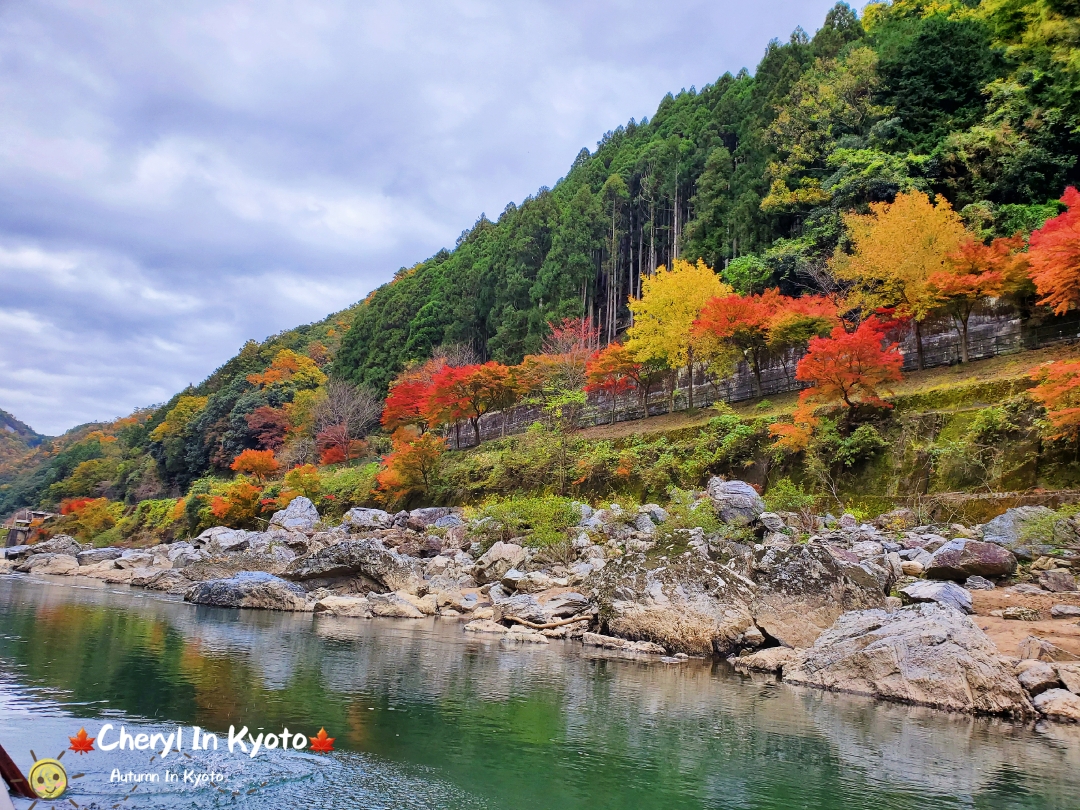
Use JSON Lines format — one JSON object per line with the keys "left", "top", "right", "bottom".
{"left": 3, "top": 577, "right": 1080, "bottom": 808}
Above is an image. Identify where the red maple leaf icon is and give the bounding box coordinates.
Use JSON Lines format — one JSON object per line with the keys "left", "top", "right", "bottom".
{"left": 69, "top": 727, "right": 95, "bottom": 754}
{"left": 309, "top": 728, "right": 334, "bottom": 753}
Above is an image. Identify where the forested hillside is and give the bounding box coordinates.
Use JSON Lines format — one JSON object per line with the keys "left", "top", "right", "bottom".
{"left": 333, "top": 0, "right": 1079, "bottom": 391}
{"left": 2, "top": 0, "right": 1079, "bottom": 539}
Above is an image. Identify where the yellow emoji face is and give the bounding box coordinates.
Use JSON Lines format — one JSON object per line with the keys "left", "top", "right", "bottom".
{"left": 29, "top": 757, "right": 67, "bottom": 799}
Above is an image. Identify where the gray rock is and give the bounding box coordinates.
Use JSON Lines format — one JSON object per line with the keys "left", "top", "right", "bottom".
{"left": 268, "top": 497, "right": 320, "bottom": 533}
{"left": 964, "top": 575, "right": 996, "bottom": 591}
{"left": 77, "top": 547, "right": 123, "bottom": 566}
{"left": 784, "top": 603, "right": 1034, "bottom": 716}
{"left": 1051, "top": 604, "right": 1080, "bottom": 619}
{"left": 758, "top": 512, "right": 787, "bottom": 533}
{"left": 924, "top": 540, "right": 1016, "bottom": 581}
{"left": 23, "top": 535, "right": 87, "bottom": 557}
{"left": 731, "top": 647, "right": 795, "bottom": 673}
{"left": 632, "top": 513, "right": 656, "bottom": 536}
{"left": 543, "top": 592, "right": 593, "bottom": 618}
{"left": 184, "top": 572, "right": 308, "bottom": 611}
{"left": 1003, "top": 606, "right": 1042, "bottom": 621}
{"left": 1033, "top": 688, "right": 1080, "bottom": 721}
{"left": 707, "top": 478, "right": 765, "bottom": 525}
{"left": 434, "top": 514, "right": 464, "bottom": 529}
{"left": 409, "top": 507, "right": 451, "bottom": 527}
{"left": 492, "top": 593, "right": 549, "bottom": 625}
{"left": 582, "top": 632, "right": 666, "bottom": 654}
{"left": 313, "top": 595, "right": 372, "bottom": 617}
{"left": 1017, "top": 660, "right": 1061, "bottom": 695}
{"left": 1018, "top": 635, "right": 1079, "bottom": 662}
{"left": 342, "top": 508, "right": 393, "bottom": 531}
{"left": 981, "top": 506, "right": 1056, "bottom": 560}
{"left": 200, "top": 527, "right": 252, "bottom": 555}
{"left": 1039, "top": 570, "right": 1077, "bottom": 593}
{"left": 839, "top": 513, "right": 857, "bottom": 530}
{"left": 638, "top": 504, "right": 668, "bottom": 524}
{"left": 874, "top": 508, "right": 918, "bottom": 531}
{"left": 368, "top": 592, "right": 427, "bottom": 618}
{"left": 473, "top": 541, "right": 527, "bottom": 585}
{"left": 284, "top": 538, "right": 420, "bottom": 593}
{"left": 899, "top": 580, "right": 973, "bottom": 614}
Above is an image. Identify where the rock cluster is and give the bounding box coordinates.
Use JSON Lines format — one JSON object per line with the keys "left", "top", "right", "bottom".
{"left": 6, "top": 493, "right": 1080, "bottom": 723}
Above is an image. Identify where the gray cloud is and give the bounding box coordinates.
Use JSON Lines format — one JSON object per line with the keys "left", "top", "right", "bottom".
{"left": 0, "top": 0, "right": 839, "bottom": 435}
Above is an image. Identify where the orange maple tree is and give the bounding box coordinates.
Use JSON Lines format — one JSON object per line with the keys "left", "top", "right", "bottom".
{"left": 309, "top": 728, "right": 335, "bottom": 753}
{"left": 230, "top": 448, "right": 280, "bottom": 482}
{"left": 210, "top": 479, "right": 263, "bottom": 528}
{"left": 69, "top": 728, "right": 95, "bottom": 754}
{"left": 585, "top": 344, "right": 641, "bottom": 423}
{"left": 1031, "top": 360, "right": 1080, "bottom": 442}
{"left": 1028, "top": 187, "right": 1080, "bottom": 315}
{"left": 381, "top": 358, "right": 446, "bottom": 432}
{"left": 375, "top": 428, "right": 446, "bottom": 506}
{"left": 929, "top": 235, "right": 1029, "bottom": 362}
{"left": 771, "top": 317, "right": 903, "bottom": 450}
{"left": 426, "top": 362, "right": 516, "bottom": 445}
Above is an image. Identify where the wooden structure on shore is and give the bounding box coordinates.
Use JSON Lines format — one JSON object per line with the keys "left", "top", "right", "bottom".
{"left": 2, "top": 509, "right": 57, "bottom": 547}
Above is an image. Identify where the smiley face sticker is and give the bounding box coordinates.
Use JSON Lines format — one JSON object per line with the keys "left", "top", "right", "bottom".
{"left": 28, "top": 757, "right": 67, "bottom": 799}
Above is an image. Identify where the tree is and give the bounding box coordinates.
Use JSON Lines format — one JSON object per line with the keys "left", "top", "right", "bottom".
{"left": 245, "top": 406, "right": 290, "bottom": 450}
{"left": 694, "top": 291, "right": 779, "bottom": 397}
{"left": 543, "top": 316, "right": 601, "bottom": 357}
{"left": 382, "top": 359, "right": 445, "bottom": 432}
{"left": 1031, "top": 360, "right": 1080, "bottom": 443}
{"left": 210, "top": 478, "right": 263, "bottom": 529}
{"left": 313, "top": 379, "right": 382, "bottom": 463}
{"left": 426, "top": 362, "right": 516, "bottom": 446}
{"left": 247, "top": 349, "right": 327, "bottom": 390}
{"left": 1028, "top": 187, "right": 1080, "bottom": 315}
{"left": 375, "top": 428, "right": 446, "bottom": 507}
{"left": 585, "top": 344, "right": 641, "bottom": 423}
{"left": 283, "top": 464, "right": 322, "bottom": 500}
{"left": 230, "top": 449, "right": 280, "bottom": 482}
{"left": 832, "top": 190, "right": 967, "bottom": 369}
{"left": 928, "top": 235, "right": 1028, "bottom": 362}
{"left": 625, "top": 259, "right": 729, "bottom": 410}
{"left": 722, "top": 254, "right": 771, "bottom": 295}
{"left": 771, "top": 317, "right": 903, "bottom": 451}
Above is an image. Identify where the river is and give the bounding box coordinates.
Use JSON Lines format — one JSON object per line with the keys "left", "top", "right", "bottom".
{"left": 0, "top": 574, "right": 1078, "bottom": 809}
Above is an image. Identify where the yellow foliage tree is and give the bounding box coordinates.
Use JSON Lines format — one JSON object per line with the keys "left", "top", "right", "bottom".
{"left": 247, "top": 349, "right": 327, "bottom": 390}
{"left": 150, "top": 395, "right": 209, "bottom": 442}
{"left": 831, "top": 190, "right": 967, "bottom": 368}
{"left": 625, "top": 259, "right": 729, "bottom": 409}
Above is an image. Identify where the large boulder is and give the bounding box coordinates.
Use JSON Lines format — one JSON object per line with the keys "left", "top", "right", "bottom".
{"left": 284, "top": 538, "right": 420, "bottom": 593}
{"left": 784, "top": 603, "right": 1034, "bottom": 716}
{"left": 342, "top": 508, "right": 394, "bottom": 531}
{"left": 924, "top": 540, "right": 1017, "bottom": 581}
{"left": 25, "top": 535, "right": 87, "bottom": 557}
{"left": 980, "top": 506, "right": 1056, "bottom": 560}
{"left": 1033, "top": 689, "right": 1080, "bottom": 721}
{"left": 313, "top": 595, "right": 372, "bottom": 618}
{"left": 1039, "top": 569, "right": 1077, "bottom": 593}
{"left": 899, "top": 580, "right": 973, "bottom": 614}
{"left": 268, "top": 497, "right": 320, "bottom": 533}
{"left": 750, "top": 542, "right": 888, "bottom": 649}
{"left": 19, "top": 553, "right": 80, "bottom": 575}
{"left": 77, "top": 547, "right": 123, "bottom": 566}
{"left": 199, "top": 527, "right": 252, "bottom": 555}
{"left": 184, "top": 572, "right": 308, "bottom": 611}
{"left": 706, "top": 478, "right": 764, "bottom": 526}
{"left": 473, "top": 541, "right": 527, "bottom": 585}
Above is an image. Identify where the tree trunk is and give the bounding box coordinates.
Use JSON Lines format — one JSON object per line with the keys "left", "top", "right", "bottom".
{"left": 915, "top": 320, "right": 925, "bottom": 371}
{"left": 959, "top": 316, "right": 970, "bottom": 364}
{"left": 687, "top": 350, "right": 695, "bottom": 410}
{"left": 472, "top": 417, "right": 481, "bottom": 446}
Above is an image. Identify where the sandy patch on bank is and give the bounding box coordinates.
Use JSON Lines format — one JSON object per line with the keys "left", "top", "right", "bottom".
{"left": 972, "top": 589, "right": 1080, "bottom": 658}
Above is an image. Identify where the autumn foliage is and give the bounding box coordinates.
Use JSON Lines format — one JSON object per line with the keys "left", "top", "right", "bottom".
{"left": 376, "top": 428, "right": 446, "bottom": 506}
{"left": 210, "top": 478, "right": 263, "bottom": 527}
{"left": 585, "top": 344, "right": 641, "bottom": 422}
{"left": 1031, "top": 360, "right": 1080, "bottom": 441}
{"left": 230, "top": 448, "right": 280, "bottom": 482}
{"left": 771, "top": 318, "right": 903, "bottom": 451}
{"left": 1028, "top": 187, "right": 1080, "bottom": 316}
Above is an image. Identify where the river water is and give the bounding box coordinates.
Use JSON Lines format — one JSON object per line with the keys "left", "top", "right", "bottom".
{"left": 1, "top": 574, "right": 1078, "bottom": 809}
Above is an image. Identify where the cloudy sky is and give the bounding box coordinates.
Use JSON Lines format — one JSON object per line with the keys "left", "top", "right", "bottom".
{"left": 0, "top": 0, "right": 840, "bottom": 436}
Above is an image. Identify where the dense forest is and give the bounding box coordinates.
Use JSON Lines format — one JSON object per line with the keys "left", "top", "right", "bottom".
{"left": 2, "top": 0, "right": 1078, "bottom": 529}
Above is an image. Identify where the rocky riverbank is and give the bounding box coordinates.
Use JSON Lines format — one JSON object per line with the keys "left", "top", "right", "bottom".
{"left": 4, "top": 482, "right": 1080, "bottom": 724}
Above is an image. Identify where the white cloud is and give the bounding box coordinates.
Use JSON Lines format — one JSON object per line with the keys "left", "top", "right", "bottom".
{"left": 0, "top": 0, "right": 840, "bottom": 434}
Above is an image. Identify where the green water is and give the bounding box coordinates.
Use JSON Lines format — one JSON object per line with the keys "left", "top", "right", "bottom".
{"left": 1, "top": 574, "right": 1078, "bottom": 809}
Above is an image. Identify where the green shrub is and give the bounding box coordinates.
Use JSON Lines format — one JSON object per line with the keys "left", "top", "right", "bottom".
{"left": 764, "top": 478, "right": 817, "bottom": 513}
{"left": 467, "top": 495, "right": 580, "bottom": 549}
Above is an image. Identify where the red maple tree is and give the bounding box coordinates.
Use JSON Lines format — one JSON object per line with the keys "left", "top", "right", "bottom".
{"left": 245, "top": 406, "right": 290, "bottom": 450}
{"left": 426, "top": 362, "right": 516, "bottom": 445}
{"left": 1029, "top": 186, "right": 1080, "bottom": 315}
{"left": 1031, "top": 360, "right": 1080, "bottom": 441}
{"left": 771, "top": 317, "right": 903, "bottom": 450}
{"left": 585, "top": 344, "right": 641, "bottom": 423}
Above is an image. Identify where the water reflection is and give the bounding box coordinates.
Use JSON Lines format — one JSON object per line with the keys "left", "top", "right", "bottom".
{"left": 1, "top": 574, "right": 1077, "bottom": 810}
